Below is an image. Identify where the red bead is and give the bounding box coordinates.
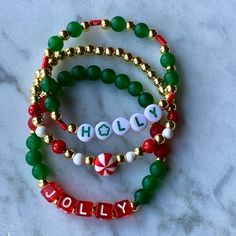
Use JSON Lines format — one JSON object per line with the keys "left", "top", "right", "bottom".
{"left": 75, "top": 200, "right": 94, "bottom": 217}
{"left": 142, "top": 139, "right": 156, "bottom": 153}
{"left": 156, "top": 34, "right": 167, "bottom": 45}
{"left": 167, "top": 111, "right": 179, "bottom": 123}
{"left": 167, "top": 92, "right": 175, "bottom": 105}
{"left": 95, "top": 202, "right": 113, "bottom": 220}
{"left": 28, "top": 104, "right": 41, "bottom": 116}
{"left": 154, "top": 143, "right": 170, "bottom": 158}
{"left": 41, "top": 56, "right": 49, "bottom": 68}
{"left": 51, "top": 140, "right": 67, "bottom": 154}
{"left": 90, "top": 19, "right": 101, "bottom": 26}
{"left": 40, "top": 96, "right": 47, "bottom": 113}
{"left": 41, "top": 182, "right": 63, "bottom": 203}
{"left": 57, "top": 193, "right": 77, "bottom": 214}
{"left": 150, "top": 122, "right": 165, "bottom": 138}
{"left": 28, "top": 117, "right": 36, "bottom": 131}
{"left": 56, "top": 120, "right": 68, "bottom": 131}
{"left": 114, "top": 200, "right": 133, "bottom": 218}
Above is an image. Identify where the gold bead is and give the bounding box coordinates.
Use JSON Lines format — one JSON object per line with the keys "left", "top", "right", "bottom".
{"left": 105, "top": 47, "right": 115, "bottom": 56}
{"left": 81, "top": 21, "right": 90, "bottom": 31}
{"left": 133, "top": 56, "right": 142, "bottom": 66}
{"left": 32, "top": 116, "right": 44, "bottom": 127}
{"left": 101, "top": 19, "right": 110, "bottom": 29}
{"left": 166, "top": 121, "right": 176, "bottom": 130}
{"left": 64, "top": 149, "right": 75, "bottom": 159}
{"left": 165, "top": 85, "right": 177, "bottom": 94}
{"left": 85, "top": 45, "right": 94, "bottom": 54}
{"left": 166, "top": 65, "right": 176, "bottom": 71}
{"left": 167, "top": 103, "right": 177, "bottom": 112}
{"left": 95, "top": 46, "right": 104, "bottom": 55}
{"left": 148, "top": 29, "right": 158, "bottom": 40}
{"left": 147, "top": 70, "right": 157, "bottom": 79}
{"left": 40, "top": 68, "right": 52, "bottom": 78}
{"left": 140, "top": 63, "right": 151, "bottom": 72}
{"left": 130, "top": 201, "right": 140, "bottom": 212}
{"left": 84, "top": 156, "right": 94, "bottom": 165}
{"left": 35, "top": 70, "right": 41, "bottom": 79}
{"left": 54, "top": 51, "right": 66, "bottom": 60}
{"left": 160, "top": 45, "right": 170, "bottom": 54}
{"left": 33, "top": 79, "right": 40, "bottom": 87}
{"left": 159, "top": 99, "right": 169, "bottom": 110}
{"left": 159, "top": 85, "right": 165, "bottom": 95}
{"left": 75, "top": 46, "right": 85, "bottom": 55}
{"left": 30, "top": 86, "right": 40, "bottom": 95}
{"left": 44, "top": 48, "right": 53, "bottom": 58}
{"left": 43, "top": 133, "right": 54, "bottom": 144}
{"left": 31, "top": 95, "right": 40, "bottom": 104}
{"left": 126, "top": 21, "right": 135, "bottom": 31}
{"left": 38, "top": 179, "right": 48, "bottom": 188}
{"left": 133, "top": 147, "right": 143, "bottom": 157}
{"left": 67, "top": 123, "right": 77, "bottom": 134}
{"left": 48, "top": 57, "right": 58, "bottom": 66}
{"left": 116, "top": 154, "right": 125, "bottom": 163}
{"left": 58, "top": 30, "right": 70, "bottom": 40}
{"left": 115, "top": 48, "right": 124, "bottom": 57}
{"left": 154, "top": 134, "right": 165, "bottom": 144}
{"left": 123, "top": 53, "right": 133, "bottom": 62}
{"left": 50, "top": 111, "right": 62, "bottom": 121}
{"left": 65, "top": 47, "right": 76, "bottom": 57}
{"left": 153, "top": 77, "right": 163, "bottom": 86}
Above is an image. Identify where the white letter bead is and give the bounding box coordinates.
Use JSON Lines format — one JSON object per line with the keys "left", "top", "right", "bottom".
{"left": 112, "top": 117, "right": 130, "bottom": 136}
{"left": 144, "top": 104, "right": 162, "bottom": 122}
{"left": 95, "top": 121, "right": 112, "bottom": 140}
{"left": 35, "top": 126, "right": 47, "bottom": 138}
{"left": 73, "top": 153, "right": 84, "bottom": 165}
{"left": 125, "top": 151, "right": 136, "bottom": 163}
{"left": 77, "top": 124, "right": 94, "bottom": 142}
{"left": 162, "top": 127, "right": 173, "bottom": 139}
{"left": 130, "top": 113, "right": 147, "bottom": 132}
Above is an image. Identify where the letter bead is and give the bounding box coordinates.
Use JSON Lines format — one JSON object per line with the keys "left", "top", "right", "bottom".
{"left": 41, "top": 181, "right": 63, "bottom": 203}
{"left": 95, "top": 202, "right": 113, "bottom": 219}
{"left": 144, "top": 104, "right": 162, "bottom": 122}
{"left": 112, "top": 117, "right": 130, "bottom": 136}
{"left": 57, "top": 194, "right": 77, "bottom": 214}
{"left": 130, "top": 113, "right": 148, "bottom": 132}
{"left": 114, "top": 200, "right": 133, "bottom": 218}
{"left": 95, "top": 121, "right": 112, "bottom": 140}
{"left": 77, "top": 124, "right": 94, "bottom": 142}
{"left": 75, "top": 200, "right": 94, "bottom": 217}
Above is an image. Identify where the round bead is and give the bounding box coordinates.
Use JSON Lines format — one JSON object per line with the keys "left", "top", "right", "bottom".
{"left": 138, "top": 92, "right": 154, "bottom": 108}
{"left": 125, "top": 151, "right": 136, "bottom": 163}
{"left": 32, "top": 163, "right": 49, "bottom": 180}
{"left": 142, "top": 139, "right": 156, "bottom": 153}
{"left": 25, "top": 150, "right": 42, "bottom": 166}
{"left": 153, "top": 143, "right": 169, "bottom": 157}
{"left": 94, "top": 153, "right": 117, "bottom": 176}
{"left": 73, "top": 153, "right": 85, "bottom": 165}
{"left": 110, "top": 16, "right": 126, "bottom": 32}
{"left": 162, "top": 127, "right": 173, "bottom": 139}
{"left": 44, "top": 95, "right": 60, "bottom": 112}
{"left": 28, "top": 104, "right": 41, "bottom": 116}
{"left": 134, "top": 189, "right": 150, "bottom": 205}
{"left": 160, "top": 52, "right": 176, "bottom": 68}
{"left": 35, "top": 126, "right": 47, "bottom": 138}
{"left": 144, "top": 104, "right": 162, "bottom": 122}
{"left": 57, "top": 71, "right": 74, "bottom": 87}
{"left": 167, "top": 111, "right": 179, "bottom": 122}
{"left": 43, "top": 133, "right": 54, "bottom": 144}
{"left": 164, "top": 70, "right": 179, "bottom": 85}
{"left": 142, "top": 175, "right": 158, "bottom": 191}
{"left": 67, "top": 123, "right": 77, "bottom": 134}
{"left": 28, "top": 117, "right": 36, "bottom": 131}
{"left": 150, "top": 160, "right": 168, "bottom": 178}
{"left": 26, "top": 134, "right": 42, "bottom": 150}
{"left": 66, "top": 21, "right": 83, "bottom": 37}
{"left": 77, "top": 124, "right": 94, "bottom": 142}
{"left": 71, "top": 65, "right": 86, "bottom": 81}
{"left": 95, "top": 121, "right": 112, "bottom": 140}
{"left": 130, "top": 113, "right": 148, "bottom": 132}
{"left": 48, "top": 36, "right": 64, "bottom": 52}
{"left": 133, "top": 23, "right": 149, "bottom": 38}
{"left": 86, "top": 65, "right": 101, "bottom": 80}
{"left": 128, "top": 81, "right": 143, "bottom": 97}
{"left": 101, "top": 68, "right": 116, "bottom": 84}
{"left": 115, "top": 74, "right": 130, "bottom": 89}
{"left": 150, "top": 122, "right": 165, "bottom": 137}
{"left": 112, "top": 117, "right": 130, "bottom": 136}
{"left": 40, "top": 76, "right": 59, "bottom": 94}
{"left": 51, "top": 140, "right": 67, "bottom": 154}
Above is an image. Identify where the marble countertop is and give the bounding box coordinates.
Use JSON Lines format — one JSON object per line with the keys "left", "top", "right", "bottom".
{"left": 0, "top": 0, "right": 236, "bottom": 235}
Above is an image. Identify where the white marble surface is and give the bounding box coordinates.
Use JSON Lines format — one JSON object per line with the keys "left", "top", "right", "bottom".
{"left": 0, "top": 0, "right": 236, "bottom": 235}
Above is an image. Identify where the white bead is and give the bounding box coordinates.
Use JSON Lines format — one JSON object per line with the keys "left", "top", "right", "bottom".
{"left": 125, "top": 151, "right": 136, "bottom": 163}
{"left": 112, "top": 117, "right": 130, "bottom": 136}
{"left": 77, "top": 124, "right": 94, "bottom": 142}
{"left": 35, "top": 126, "right": 47, "bottom": 138}
{"left": 162, "top": 127, "right": 173, "bottom": 139}
{"left": 130, "top": 113, "right": 148, "bottom": 132}
{"left": 144, "top": 104, "right": 162, "bottom": 122}
{"left": 95, "top": 121, "right": 112, "bottom": 140}
{"left": 73, "top": 153, "right": 85, "bottom": 165}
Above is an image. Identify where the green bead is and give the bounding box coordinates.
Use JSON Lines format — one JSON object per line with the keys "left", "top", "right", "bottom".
{"left": 164, "top": 70, "right": 179, "bottom": 85}
{"left": 25, "top": 150, "right": 42, "bottom": 166}
{"left": 133, "top": 23, "right": 149, "bottom": 38}
{"left": 138, "top": 92, "right": 154, "bottom": 108}
{"left": 150, "top": 160, "right": 168, "bottom": 178}
{"left": 110, "top": 16, "right": 126, "bottom": 32}
{"left": 40, "top": 76, "right": 59, "bottom": 93}
{"left": 134, "top": 188, "right": 151, "bottom": 205}
{"left": 160, "top": 52, "right": 176, "bottom": 68}
{"left": 86, "top": 65, "right": 101, "bottom": 81}
{"left": 101, "top": 68, "right": 116, "bottom": 84}
{"left": 66, "top": 21, "right": 83, "bottom": 37}
{"left": 26, "top": 134, "right": 42, "bottom": 150}
{"left": 32, "top": 163, "right": 49, "bottom": 180}
{"left": 128, "top": 81, "right": 143, "bottom": 96}
{"left": 44, "top": 95, "right": 60, "bottom": 112}
{"left": 48, "top": 36, "right": 64, "bottom": 52}
{"left": 71, "top": 65, "right": 86, "bottom": 81}
{"left": 115, "top": 74, "right": 130, "bottom": 89}
{"left": 57, "top": 71, "right": 74, "bottom": 87}
{"left": 142, "top": 175, "right": 159, "bottom": 191}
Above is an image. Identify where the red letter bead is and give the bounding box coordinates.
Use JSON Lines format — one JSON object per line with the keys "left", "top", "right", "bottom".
{"left": 41, "top": 182, "right": 63, "bottom": 203}
{"left": 167, "top": 111, "right": 179, "bottom": 123}
{"left": 150, "top": 122, "right": 165, "bottom": 138}
{"left": 114, "top": 200, "right": 133, "bottom": 218}
{"left": 51, "top": 140, "right": 67, "bottom": 154}
{"left": 154, "top": 143, "right": 170, "bottom": 158}
{"left": 142, "top": 139, "right": 156, "bottom": 153}
{"left": 75, "top": 200, "right": 94, "bottom": 217}
{"left": 95, "top": 202, "right": 113, "bottom": 220}
{"left": 57, "top": 194, "right": 77, "bottom": 214}
{"left": 28, "top": 104, "right": 41, "bottom": 116}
